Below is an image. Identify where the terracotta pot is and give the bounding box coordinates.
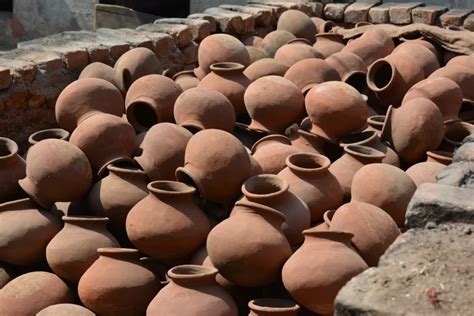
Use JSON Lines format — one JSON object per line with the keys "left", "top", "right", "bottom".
{"left": 274, "top": 42, "right": 323, "bottom": 67}
{"left": 0, "top": 198, "right": 61, "bottom": 265}
{"left": 176, "top": 129, "right": 252, "bottom": 205}
{"left": 207, "top": 200, "right": 291, "bottom": 287}
{"left": 135, "top": 123, "right": 192, "bottom": 181}
{"left": 147, "top": 265, "right": 238, "bottom": 315}
{"left": 277, "top": 10, "right": 317, "bottom": 44}
{"left": 195, "top": 34, "right": 250, "bottom": 79}
{"left": 305, "top": 81, "right": 368, "bottom": 144}
{"left": 342, "top": 28, "right": 395, "bottom": 66}
{"left": 329, "top": 145, "right": 385, "bottom": 201}
{"left": 313, "top": 33, "right": 345, "bottom": 58}
{"left": 70, "top": 113, "right": 136, "bottom": 176}
{"left": 329, "top": 201, "right": 400, "bottom": 266}
{"left": 402, "top": 77, "right": 463, "bottom": 122}
{"left": 124, "top": 74, "right": 183, "bottom": 132}
{"left": 447, "top": 55, "right": 474, "bottom": 70}
{"left": 78, "top": 248, "right": 160, "bottom": 315}
{"left": 365, "top": 115, "right": 385, "bottom": 136}
{"left": 248, "top": 298, "right": 300, "bottom": 316}
{"left": 0, "top": 272, "right": 73, "bottom": 315}
{"left": 243, "top": 58, "right": 289, "bottom": 82}
{"left": 55, "top": 78, "right": 125, "bottom": 132}
{"left": 243, "top": 35, "right": 263, "bottom": 47}
{"left": 325, "top": 51, "right": 368, "bottom": 92}
{"left": 247, "top": 46, "right": 269, "bottom": 64}
{"left": 441, "top": 121, "right": 474, "bottom": 152}
{"left": 126, "top": 181, "right": 210, "bottom": 263}
{"left": 394, "top": 39, "right": 439, "bottom": 61}
{"left": 198, "top": 62, "right": 251, "bottom": 117}
{"left": 46, "top": 216, "right": 119, "bottom": 283}
{"left": 37, "top": 304, "right": 95, "bottom": 316}
{"left": 245, "top": 76, "right": 305, "bottom": 134}
{"left": 251, "top": 135, "right": 301, "bottom": 174}
{"left": 285, "top": 124, "right": 326, "bottom": 154}
{"left": 278, "top": 153, "right": 343, "bottom": 223}
{"left": 28, "top": 128, "right": 70, "bottom": 146}
{"left": 19, "top": 139, "right": 92, "bottom": 208}
{"left": 284, "top": 58, "right": 340, "bottom": 93}
{"left": 282, "top": 229, "right": 368, "bottom": 314}
{"left": 406, "top": 151, "right": 452, "bottom": 187}
{"left": 381, "top": 100, "right": 445, "bottom": 163}
{"left": 79, "top": 62, "right": 117, "bottom": 88}
{"left": 311, "top": 17, "right": 335, "bottom": 34}
{"left": 259, "top": 30, "right": 297, "bottom": 57}
{"left": 173, "top": 70, "right": 200, "bottom": 91}
{"left": 0, "top": 137, "right": 26, "bottom": 203}
{"left": 429, "top": 64, "right": 474, "bottom": 102}
{"left": 114, "top": 47, "right": 162, "bottom": 93}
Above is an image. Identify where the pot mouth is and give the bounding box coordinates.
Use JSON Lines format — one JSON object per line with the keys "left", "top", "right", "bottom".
{"left": 28, "top": 128, "right": 70, "bottom": 145}
{"left": 286, "top": 38, "right": 311, "bottom": 45}
{"left": 234, "top": 200, "right": 287, "bottom": 223}
{"left": 107, "top": 160, "right": 146, "bottom": 175}
{"left": 315, "top": 33, "right": 344, "bottom": 41}
{"left": 175, "top": 167, "right": 206, "bottom": 204}
{"left": 126, "top": 99, "right": 159, "bottom": 132}
{"left": 0, "top": 137, "right": 19, "bottom": 159}
{"left": 367, "top": 59, "right": 395, "bottom": 92}
{"left": 179, "top": 120, "right": 205, "bottom": 134}
{"left": 248, "top": 298, "right": 300, "bottom": 312}
{"left": 172, "top": 69, "right": 197, "bottom": 80}
{"left": 168, "top": 264, "right": 217, "bottom": 280}
{"left": 444, "top": 121, "right": 474, "bottom": 145}
{"left": 367, "top": 115, "right": 386, "bottom": 127}
{"left": 344, "top": 144, "right": 385, "bottom": 159}
{"left": 210, "top": 62, "right": 245, "bottom": 72}
{"left": 317, "top": 21, "right": 335, "bottom": 33}
{"left": 98, "top": 157, "right": 135, "bottom": 178}
{"left": 302, "top": 228, "right": 354, "bottom": 240}
{"left": 242, "top": 174, "right": 289, "bottom": 199}
{"left": 251, "top": 134, "right": 292, "bottom": 153}
{"left": 147, "top": 180, "right": 196, "bottom": 195}
{"left": 286, "top": 152, "right": 331, "bottom": 173}
{"left": 426, "top": 150, "right": 453, "bottom": 165}
{"left": 339, "top": 131, "right": 377, "bottom": 147}
{"left": 355, "top": 21, "right": 372, "bottom": 28}
{"left": 97, "top": 248, "right": 139, "bottom": 259}
{"left": 344, "top": 71, "right": 368, "bottom": 94}
{"left": 62, "top": 216, "right": 109, "bottom": 223}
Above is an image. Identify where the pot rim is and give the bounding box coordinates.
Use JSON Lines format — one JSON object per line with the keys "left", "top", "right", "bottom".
{"left": 344, "top": 144, "right": 385, "bottom": 159}
{"left": 168, "top": 264, "right": 217, "bottom": 280}
{"left": 241, "top": 174, "right": 289, "bottom": 200}
{"left": 210, "top": 62, "right": 245, "bottom": 72}
{"left": 108, "top": 161, "right": 146, "bottom": 175}
{"left": 62, "top": 216, "right": 109, "bottom": 223}
{"left": 251, "top": 134, "right": 292, "bottom": 154}
{"left": 285, "top": 152, "right": 331, "bottom": 173}
{"left": 339, "top": 131, "right": 377, "bottom": 148}
{"left": 147, "top": 180, "right": 196, "bottom": 195}
{"left": 234, "top": 200, "right": 287, "bottom": 223}
{"left": 302, "top": 227, "right": 354, "bottom": 240}
{"left": 286, "top": 38, "right": 311, "bottom": 45}
{"left": 367, "top": 58, "right": 396, "bottom": 93}
{"left": 248, "top": 298, "right": 300, "bottom": 313}
{"left": 172, "top": 69, "right": 197, "bottom": 80}
{"left": 0, "top": 137, "right": 19, "bottom": 160}
{"left": 28, "top": 128, "right": 70, "bottom": 145}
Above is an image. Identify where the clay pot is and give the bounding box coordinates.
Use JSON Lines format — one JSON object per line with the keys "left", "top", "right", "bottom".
{"left": 402, "top": 77, "right": 463, "bottom": 122}
{"left": 278, "top": 153, "right": 343, "bottom": 223}
{"left": 329, "top": 145, "right": 385, "bottom": 201}
{"left": 342, "top": 28, "right": 395, "bottom": 66}
{"left": 274, "top": 42, "right": 323, "bottom": 67}
{"left": 313, "top": 33, "right": 345, "bottom": 58}
{"left": 447, "top": 55, "right": 474, "bottom": 70}
{"left": 195, "top": 34, "right": 251, "bottom": 79}
{"left": 147, "top": 265, "right": 238, "bottom": 315}
{"left": 381, "top": 100, "right": 445, "bottom": 163}
{"left": 429, "top": 64, "right": 474, "bottom": 101}
{"left": 245, "top": 76, "right": 305, "bottom": 133}
{"left": 207, "top": 200, "right": 292, "bottom": 287}
{"left": 198, "top": 62, "right": 251, "bottom": 117}
{"left": 350, "top": 163, "right": 416, "bottom": 227}
{"left": 135, "top": 123, "right": 191, "bottom": 181}
{"left": 0, "top": 137, "right": 26, "bottom": 203}
{"left": 114, "top": 47, "right": 162, "bottom": 93}
{"left": 251, "top": 135, "right": 302, "bottom": 174}
{"left": 247, "top": 46, "right": 269, "bottom": 64}
{"left": 325, "top": 51, "right": 368, "bottom": 92}
{"left": 19, "top": 139, "right": 92, "bottom": 208}
{"left": 70, "top": 113, "right": 136, "bottom": 176}
{"left": 248, "top": 298, "right": 300, "bottom": 316}
{"left": 37, "top": 304, "right": 95, "bottom": 316}
{"left": 78, "top": 248, "right": 159, "bottom": 315}
{"left": 243, "top": 35, "right": 263, "bottom": 47}
{"left": 285, "top": 124, "right": 326, "bottom": 154}
{"left": 365, "top": 115, "right": 385, "bottom": 136}
{"left": 406, "top": 151, "right": 452, "bottom": 187}
{"left": 0, "top": 198, "right": 61, "bottom": 265}
{"left": 277, "top": 10, "right": 317, "bottom": 44}
{"left": 282, "top": 229, "right": 368, "bottom": 314}
{"left": 176, "top": 129, "right": 252, "bottom": 205}
{"left": 305, "top": 81, "right": 368, "bottom": 144}
{"left": 46, "top": 216, "right": 119, "bottom": 283}
{"left": 173, "top": 70, "right": 200, "bottom": 91}
{"left": 329, "top": 201, "right": 400, "bottom": 266}
{"left": 259, "top": 30, "right": 297, "bottom": 57}
{"left": 394, "top": 39, "right": 439, "bottom": 61}
{"left": 79, "top": 62, "right": 117, "bottom": 87}
{"left": 0, "top": 272, "right": 73, "bottom": 315}
{"left": 28, "top": 128, "right": 70, "bottom": 146}
{"left": 311, "top": 17, "right": 335, "bottom": 34}
{"left": 284, "top": 58, "right": 340, "bottom": 93}
{"left": 243, "top": 58, "right": 289, "bottom": 82}
{"left": 441, "top": 121, "right": 474, "bottom": 152}
{"left": 126, "top": 181, "right": 210, "bottom": 263}
{"left": 55, "top": 78, "right": 125, "bottom": 132}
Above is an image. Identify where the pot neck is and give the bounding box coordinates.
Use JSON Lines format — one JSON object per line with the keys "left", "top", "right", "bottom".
{"left": 241, "top": 175, "right": 289, "bottom": 203}
{"left": 251, "top": 135, "right": 292, "bottom": 153}
{"left": 426, "top": 151, "right": 453, "bottom": 165}
{"left": 249, "top": 298, "right": 300, "bottom": 316}
{"left": 286, "top": 152, "right": 331, "bottom": 176}
{"left": 343, "top": 145, "right": 385, "bottom": 163}
{"left": 233, "top": 200, "right": 286, "bottom": 229}
{"left": 0, "top": 198, "right": 38, "bottom": 212}
{"left": 209, "top": 62, "right": 245, "bottom": 75}
{"left": 147, "top": 180, "right": 196, "bottom": 201}
{"left": 97, "top": 248, "right": 141, "bottom": 261}
{"left": 107, "top": 161, "right": 148, "bottom": 182}
{"left": 63, "top": 216, "right": 109, "bottom": 229}
{"left": 168, "top": 265, "right": 218, "bottom": 287}
{"left": 302, "top": 228, "right": 353, "bottom": 247}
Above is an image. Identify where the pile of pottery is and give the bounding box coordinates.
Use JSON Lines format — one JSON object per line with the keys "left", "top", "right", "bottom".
{"left": 1, "top": 9, "right": 473, "bottom": 316}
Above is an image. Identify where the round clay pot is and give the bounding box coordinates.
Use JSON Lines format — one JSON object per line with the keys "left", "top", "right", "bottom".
{"left": 69, "top": 113, "right": 136, "bottom": 176}
{"left": 441, "top": 121, "right": 474, "bottom": 152}
{"left": 19, "top": 139, "right": 92, "bottom": 208}
{"left": 0, "top": 272, "right": 73, "bottom": 315}
{"left": 248, "top": 298, "right": 300, "bottom": 316}
{"left": 329, "top": 145, "right": 385, "bottom": 201}
{"left": 329, "top": 201, "right": 400, "bottom": 266}
{"left": 243, "top": 58, "right": 289, "bottom": 82}
{"left": 325, "top": 51, "right": 368, "bottom": 92}
{"left": 381, "top": 100, "right": 445, "bottom": 163}
{"left": 259, "top": 30, "right": 297, "bottom": 57}
{"left": 207, "top": 200, "right": 292, "bottom": 287}
{"left": 198, "top": 62, "right": 251, "bottom": 117}
{"left": 365, "top": 115, "right": 385, "bottom": 136}
{"left": 0, "top": 137, "right": 26, "bottom": 203}
{"left": 305, "top": 81, "right": 368, "bottom": 144}
{"left": 55, "top": 78, "right": 125, "bottom": 132}
{"left": 28, "top": 128, "right": 70, "bottom": 145}
{"left": 113, "top": 47, "right": 162, "bottom": 93}
{"left": 406, "top": 151, "right": 452, "bottom": 187}
{"left": 78, "top": 248, "right": 160, "bottom": 315}
{"left": 447, "top": 55, "right": 474, "bottom": 69}
{"left": 284, "top": 58, "right": 340, "bottom": 93}
{"left": 311, "top": 17, "right": 335, "bottom": 34}
{"left": 274, "top": 42, "right": 323, "bottom": 67}
{"left": 282, "top": 229, "right": 368, "bottom": 315}
{"left": 277, "top": 10, "right": 317, "bottom": 44}
{"left": 394, "top": 39, "right": 439, "bottom": 61}
{"left": 174, "top": 87, "right": 236, "bottom": 132}
{"left": 402, "top": 77, "right": 463, "bottom": 122}
{"left": 285, "top": 123, "right": 326, "bottom": 154}
{"left": 278, "top": 153, "right": 343, "bottom": 223}
{"left": 176, "top": 129, "right": 252, "bottom": 205}
{"left": 0, "top": 198, "right": 61, "bottom": 265}
{"left": 342, "top": 28, "right": 395, "bottom": 66}
{"left": 79, "top": 62, "right": 117, "bottom": 88}
{"left": 126, "top": 181, "right": 210, "bottom": 264}
{"left": 135, "top": 123, "right": 192, "bottom": 181}
{"left": 251, "top": 135, "right": 302, "bottom": 174}
{"left": 313, "top": 33, "right": 345, "bottom": 58}
{"left": 173, "top": 70, "right": 200, "bottom": 91}
{"left": 247, "top": 46, "right": 268, "bottom": 64}
{"left": 46, "top": 216, "right": 119, "bottom": 283}
{"left": 195, "top": 34, "right": 250, "bottom": 79}
{"left": 37, "top": 304, "right": 95, "bottom": 316}
{"left": 147, "top": 265, "right": 238, "bottom": 315}
{"left": 429, "top": 64, "right": 474, "bottom": 102}
{"left": 245, "top": 76, "right": 305, "bottom": 134}
{"left": 239, "top": 174, "right": 310, "bottom": 246}
{"left": 350, "top": 163, "right": 416, "bottom": 227}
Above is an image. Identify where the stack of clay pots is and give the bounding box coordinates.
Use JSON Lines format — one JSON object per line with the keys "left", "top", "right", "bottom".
{"left": 0, "top": 8, "right": 473, "bottom": 316}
